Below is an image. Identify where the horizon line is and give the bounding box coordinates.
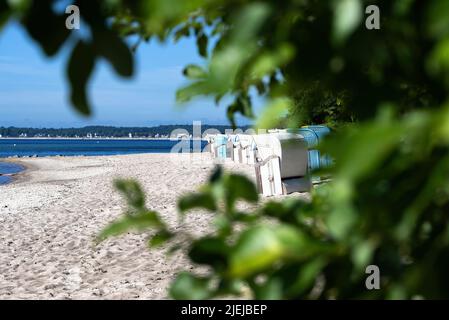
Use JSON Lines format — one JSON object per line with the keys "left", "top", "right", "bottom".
{"left": 0, "top": 124, "right": 252, "bottom": 129}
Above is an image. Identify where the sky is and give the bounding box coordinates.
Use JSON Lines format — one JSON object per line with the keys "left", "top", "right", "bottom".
{"left": 0, "top": 21, "right": 263, "bottom": 128}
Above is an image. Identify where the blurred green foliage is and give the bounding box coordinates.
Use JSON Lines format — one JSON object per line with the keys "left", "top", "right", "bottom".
{"left": 3, "top": 0, "right": 449, "bottom": 298}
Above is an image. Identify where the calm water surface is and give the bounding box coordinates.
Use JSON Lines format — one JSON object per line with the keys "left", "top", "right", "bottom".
{"left": 0, "top": 139, "right": 206, "bottom": 157}
{"left": 0, "top": 139, "right": 206, "bottom": 185}
{"left": 0, "top": 162, "right": 25, "bottom": 185}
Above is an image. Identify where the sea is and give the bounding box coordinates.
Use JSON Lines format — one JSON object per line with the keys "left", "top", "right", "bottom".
{"left": 0, "top": 138, "right": 207, "bottom": 185}
{"left": 0, "top": 162, "right": 25, "bottom": 185}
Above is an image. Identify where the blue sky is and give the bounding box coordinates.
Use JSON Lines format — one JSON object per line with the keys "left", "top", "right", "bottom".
{"left": 0, "top": 21, "right": 263, "bottom": 128}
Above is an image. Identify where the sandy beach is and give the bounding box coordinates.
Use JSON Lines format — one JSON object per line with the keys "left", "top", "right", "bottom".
{"left": 0, "top": 153, "right": 291, "bottom": 299}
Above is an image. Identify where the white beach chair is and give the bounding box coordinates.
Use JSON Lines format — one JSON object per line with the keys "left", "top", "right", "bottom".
{"left": 253, "top": 133, "right": 311, "bottom": 196}
{"left": 236, "top": 134, "right": 247, "bottom": 164}
{"left": 237, "top": 134, "right": 257, "bottom": 165}
{"left": 205, "top": 134, "right": 216, "bottom": 158}
{"left": 226, "top": 135, "right": 235, "bottom": 159}
{"left": 214, "top": 134, "right": 228, "bottom": 160}
{"left": 231, "top": 135, "right": 241, "bottom": 163}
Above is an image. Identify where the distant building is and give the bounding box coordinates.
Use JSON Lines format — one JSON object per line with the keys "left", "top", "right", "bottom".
{"left": 129, "top": 133, "right": 132, "bottom": 138}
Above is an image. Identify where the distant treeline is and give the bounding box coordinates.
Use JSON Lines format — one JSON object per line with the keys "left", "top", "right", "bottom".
{"left": 0, "top": 125, "right": 251, "bottom": 138}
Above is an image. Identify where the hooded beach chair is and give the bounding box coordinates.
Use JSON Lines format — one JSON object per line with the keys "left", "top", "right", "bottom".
{"left": 226, "top": 135, "right": 235, "bottom": 159}
{"left": 205, "top": 134, "right": 216, "bottom": 157}
{"left": 293, "top": 125, "right": 331, "bottom": 149}
{"left": 231, "top": 135, "right": 241, "bottom": 163}
{"left": 253, "top": 133, "right": 311, "bottom": 196}
{"left": 236, "top": 134, "right": 256, "bottom": 165}
{"left": 213, "top": 134, "right": 228, "bottom": 160}
{"left": 236, "top": 134, "right": 248, "bottom": 164}
{"left": 289, "top": 125, "right": 333, "bottom": 174}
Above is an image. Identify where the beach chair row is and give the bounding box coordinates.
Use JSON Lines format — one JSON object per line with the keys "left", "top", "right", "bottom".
{"left": 206, "top": 125, "right": 332, "bottom": 197}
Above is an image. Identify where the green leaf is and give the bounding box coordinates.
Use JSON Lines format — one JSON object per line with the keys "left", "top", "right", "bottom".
{"left": 148, "top": 230, "right": 174, "bottom": 247}
{"left": 249, "top": 44, "right": 295, "bottom": 79}
{"left": 178, "top": 192, "right": 217, "bottom": 213}
{"left": 176, "top": 2, "right": 271, "bottom": 107}
{"left": 114, "top": 179, "right": 146, "bottom": 210}
{"left": 92, "top": 28, "right": 134, "bottom": 77}
{"left": 252, "top": 277, "right": 283, "bottom": 299}
{"left": 255, "top": 97, "right": 291, "bottom": 130}
{"left": 229, "top": 224, "right": 321, "bottom": 278}
{"left": 174, "top": 24, "right": 190, "bottom": 42}
{"left": 326, "top": 202, "right": 357, "bottom": 239}
{"left": 215, "top": 93, "right": 224, "bottom": 105}
{"left": 209, "top": 165, "right": 223, "bottom": 183}
{"left": 427, "top": 37, "right": 449, "bottom": 80}
{"left": 176, "top": 81, "right": 210, "bottom": 103}
{"left": 261, "top": 199, "right": 305, "bottom": 224}
{"left": 170, "top": 272, "right": 212, "bottom": 300}
{"left": 426, "top": 0, "right": 449, "bottom": 38}
{"left": 216, "top": 279, "right": 245, "bottom": 296}
{"left": 255, "top": 81, "right": 266, "bottom": 95}
{"left": 183, "top": 64, "right": 207, "bottom": 79}
{"left": 233, "top": 211, "right": 259, "bottom": 223}
{"left": 333, "top": 0, "right": 362, "bottom": 45}
{"left": 7, "top": 0, "right": 31, "bottom": 12}
{"left": 213, "top": 214, "right": 232, "bottom": 236}
{"left": 323, "top": 116, "right": 403, "bottom": 182}
{"left": 231, "top": 3, "right": 271, "bottom": 45}
{"left": 0, "top": 2, "right": 11, "bottom": 31}
{"left": 229, "top": 226, "right": 284, "bottom": 278}
{"left": 197, "top": 33, "right": 208, "bottom": 58}
{"left": 227, "top": 95, "right": 254, "bottom": 127}
{"left": 188, "top": 237, "right": 229, "bottom": 270}
{"left": 67, "top": 40, "right": 96, "bottom": 116}
{"left": 223, "top": 174, "right": 259, "bottom": 209}
{"left": 97, "top": 210, "right": 163, "bottom": 242}
{"left": 352, "top": 239, "right": 376, "bottom": 272}
{"left": 285, "top": 258, "right": 327, "bottom": 297}
{"left": 22, "top": 1, "right": 70, "bottom": 56}
{"left": 274, "top": 225, "right": 308, "bottom": 254}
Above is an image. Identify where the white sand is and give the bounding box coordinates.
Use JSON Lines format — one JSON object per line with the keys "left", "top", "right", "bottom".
{"left": 0, "top": 153, "right": 260, "bottom": 299}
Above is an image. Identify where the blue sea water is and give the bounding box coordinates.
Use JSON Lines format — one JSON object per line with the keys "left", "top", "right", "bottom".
{"left": 0, "top": 162, "right": 25, "bottom": 185}
{"left": 0, "top": 139, "right": 207, "bottom": 158}
{"left": 0, "top": 139, "right": 207, "bottom": 185}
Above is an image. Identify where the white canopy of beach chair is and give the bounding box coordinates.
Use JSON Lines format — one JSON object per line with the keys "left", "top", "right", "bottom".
{"left": 213, "top": 134, "right": 228, "bottom": 160}
{"left": 230, "top": 135, "right": 241, "bottom": 163}
{"left": 253, "top": 132, "right": 311, "bottom": 196}
{"left": 226, "top": 135, "right": 235, "bottom": 159}
{"left": 204, "top": 134, "right": 216, "bottom": 157}
{"left": 236, "top": 134, "right": 257, "bottom": 165}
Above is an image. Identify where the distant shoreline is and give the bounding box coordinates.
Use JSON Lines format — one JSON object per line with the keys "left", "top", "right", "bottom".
{"left": 0, "top": 124, "right": 250, "bottom": 141}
